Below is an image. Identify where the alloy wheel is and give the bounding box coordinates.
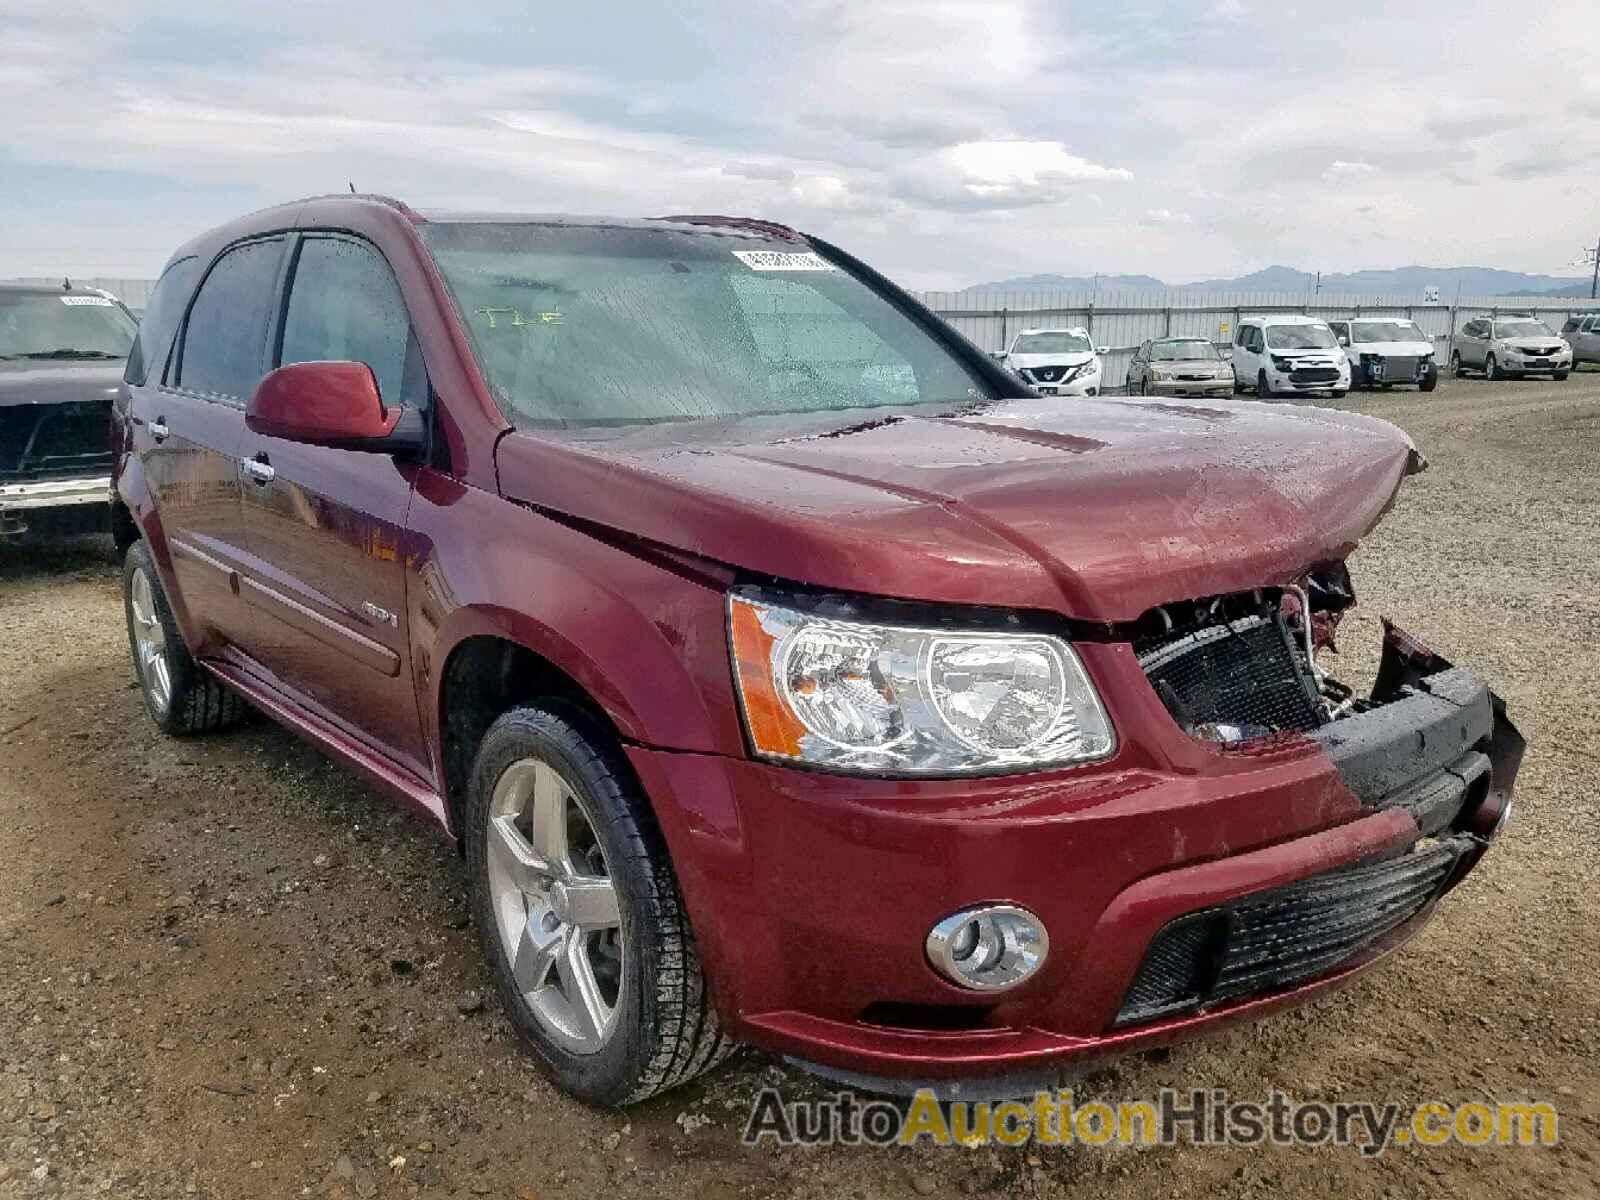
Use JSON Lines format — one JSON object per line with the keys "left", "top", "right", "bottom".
{"left": 129, "top": 566, "right": 172, "bottom": 715}
{"left": 485, "top": 757, "right": 624, "bottom": 1055}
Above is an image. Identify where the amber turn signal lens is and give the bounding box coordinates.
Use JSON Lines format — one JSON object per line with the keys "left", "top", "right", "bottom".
{"left": 728, "top": 595, "right": 806, "bottom": 758}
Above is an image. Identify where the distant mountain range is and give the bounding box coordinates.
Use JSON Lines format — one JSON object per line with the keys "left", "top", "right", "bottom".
{"left": 963, "top": 264, "right": 1594, "bottom": 298}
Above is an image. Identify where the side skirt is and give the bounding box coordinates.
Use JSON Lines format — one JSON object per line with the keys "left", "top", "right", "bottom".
{"left": 202, "top": 657, "right": 454, "bottom": 839}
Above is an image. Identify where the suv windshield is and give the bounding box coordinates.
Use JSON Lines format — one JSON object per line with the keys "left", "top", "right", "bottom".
{"left": 420, "top": 223, "right": 995, "bottom": 426}
{"left": 1150, "top": 339, "right": 1219, "bottom": 361}
{"left": 1494, "top": 320, "right": 1553, "bottom": 338}
{"left": 1264, "top": 324, "right": 1337, "bottom": 350}
{"left": 1351, "top": 321, "right": 1425, "bottom": 343}
{"left": 1012, "top": 331, "right": 1091, "bottom": 355}
{"left": 0, "top": 292, "right": 136, "bottom": 360}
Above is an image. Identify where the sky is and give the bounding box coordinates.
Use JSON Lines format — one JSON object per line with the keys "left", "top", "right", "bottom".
{"left": 2, "top": 0, "right": 1598, "bottom": 291}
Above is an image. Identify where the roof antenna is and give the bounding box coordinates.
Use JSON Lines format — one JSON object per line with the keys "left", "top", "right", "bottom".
{"left": 62, "top": 277, "right": 72, "bottom": 291}
{"left": 348, "top": 181, "right": 357, "bottom": 194}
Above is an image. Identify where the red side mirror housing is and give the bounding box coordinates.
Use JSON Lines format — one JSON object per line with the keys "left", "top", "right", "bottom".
{"left": 246, "top": 361, "right": 425, "bottom": 454}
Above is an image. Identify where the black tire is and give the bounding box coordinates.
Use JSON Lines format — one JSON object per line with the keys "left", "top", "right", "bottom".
{"left": 465, "top": 704, "right": 733, "bottom": 1106}
{"left": 1331, "top": 389, "right": 1348, "bottom": 399}
{"left": 1485, "top": 353, "right": 1500, "bottom": 381}
{"left": 122, "top": 540, "right": 246, "bottom": 735}
{"left": 1555, "top": 371, "right": 1569, "bottom": 381}
{"left": 1419, "top": 371, "right": 1438, "bottom": 393}
{"left": 1257, "top": 369, "right": 1274, "bottom": 399}
{"left": 1449, "top": 350, "right": 1465, "bottom": 377}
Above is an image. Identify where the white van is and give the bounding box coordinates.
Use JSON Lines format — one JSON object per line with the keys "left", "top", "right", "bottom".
{"left": 1325, "top": 318, "right": 1438, "bottom": 392}
{"left": 1231, "top": 314, "right": 1350, "bottom": 399}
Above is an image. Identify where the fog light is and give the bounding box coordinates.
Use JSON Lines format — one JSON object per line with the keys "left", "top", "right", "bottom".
{"left": 925, "top": 905, "right": 1049, "bottom": 992}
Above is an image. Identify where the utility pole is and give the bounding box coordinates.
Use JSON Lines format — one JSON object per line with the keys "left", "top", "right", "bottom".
{"left": 1591, "top": 234, "right": 1599, "bottom": 300}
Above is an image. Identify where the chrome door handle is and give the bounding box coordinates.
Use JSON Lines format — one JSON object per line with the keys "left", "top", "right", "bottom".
{"left": 243, "top": 456, "right": 276, "bottom": 485}
{"left": 148, "top": 419, "right": 170, "bottom": 443}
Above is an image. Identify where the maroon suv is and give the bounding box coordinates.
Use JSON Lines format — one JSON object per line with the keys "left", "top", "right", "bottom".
{"left": 112, "top": 196, "right": 1522, "bottom": 1106}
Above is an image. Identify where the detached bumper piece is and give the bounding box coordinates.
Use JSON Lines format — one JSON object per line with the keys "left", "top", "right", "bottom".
{"left": 1116, "top": 835, "right": 1468, "bottom": 1026}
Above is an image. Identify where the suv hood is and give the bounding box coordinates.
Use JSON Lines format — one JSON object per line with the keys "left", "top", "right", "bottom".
{"left": 1351, "top": 340, "right": 1433, "bottom": 357}
{"left": 1008, "top": 351, "right": 1096, "bottom": 370}
{"left": 0, "top": 360, "right": 125, "bottom": 409}
{"left": 495, "top": 396, "right": 1423, "bottom": 622}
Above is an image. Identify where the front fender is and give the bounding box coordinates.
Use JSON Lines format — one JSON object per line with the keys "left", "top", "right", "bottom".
{"left": 406, "top": 470, "right": 747, "bottom": 764}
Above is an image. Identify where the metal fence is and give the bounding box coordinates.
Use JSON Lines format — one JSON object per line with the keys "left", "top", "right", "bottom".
{"left": 914, "top": 289, "right": 1598, "bottom": 389}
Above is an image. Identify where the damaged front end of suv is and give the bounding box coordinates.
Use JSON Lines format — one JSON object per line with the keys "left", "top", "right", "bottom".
{"left": 1117, "top": 567, "right": 1523, "bottom": 1027}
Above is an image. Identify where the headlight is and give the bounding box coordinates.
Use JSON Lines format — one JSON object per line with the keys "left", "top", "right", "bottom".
{"left": 728, "top": 590, "right": 1114, "bottom": 774}
{"left": 1271, "top": 355, "right": 1296, "bottom": 371}
{"left": 1152, "top": 367, "right": 1173, "bottom": 381}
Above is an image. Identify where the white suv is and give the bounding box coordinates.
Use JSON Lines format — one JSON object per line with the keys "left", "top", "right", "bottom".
{"left": 1231, "top": 315, "right": 1350, "bottom": 399}
{"left": 995, "top": 327, "right": 1108, "bottom": 397}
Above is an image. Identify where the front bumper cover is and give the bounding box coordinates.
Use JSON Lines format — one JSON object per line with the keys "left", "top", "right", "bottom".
{"left": 0, "top": 474, "right": 112, "bottom": 512}
{"left": 628, "top": 624, "right": 1521, "bottom": 1090}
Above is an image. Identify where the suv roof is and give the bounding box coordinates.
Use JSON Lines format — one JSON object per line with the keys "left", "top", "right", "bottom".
{"left": 1015, "top": 326, "right": 1090, "bottom": 337}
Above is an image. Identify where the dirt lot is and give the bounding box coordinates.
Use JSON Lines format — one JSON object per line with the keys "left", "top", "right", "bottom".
{"left": 2, "top": 373, "right": 1597, "bottom": 1199}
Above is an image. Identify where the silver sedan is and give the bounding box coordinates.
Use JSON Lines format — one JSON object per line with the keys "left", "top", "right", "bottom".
{"left": 1125, "top": 337, "right": 1235, "bottom": 397}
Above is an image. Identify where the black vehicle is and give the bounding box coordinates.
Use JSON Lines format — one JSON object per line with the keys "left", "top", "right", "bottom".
{"left": 0, "top": 283, "right": 137, "bottom": 540}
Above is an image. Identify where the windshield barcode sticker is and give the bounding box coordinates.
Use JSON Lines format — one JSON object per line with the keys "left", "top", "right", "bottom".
{"left": 60, "top": 295, "right": 114, "bottom": 306}
{"left": 731, "top": 250, "right": 836, "bottom": 272}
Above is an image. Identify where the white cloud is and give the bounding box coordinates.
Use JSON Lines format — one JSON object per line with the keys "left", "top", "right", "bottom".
{"left": 1323, "top": 160, "right": 1378, "bottom": 180}
{"left": 1, "top": 0, "right": 1598, "bottom": 289}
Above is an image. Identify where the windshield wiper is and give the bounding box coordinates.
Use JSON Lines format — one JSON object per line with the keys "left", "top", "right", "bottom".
{"left": 18, "top": 349, "right": 124, "bottom": 360}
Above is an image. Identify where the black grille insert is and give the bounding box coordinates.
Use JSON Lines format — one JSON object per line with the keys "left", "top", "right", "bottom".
{"left": 1115, "top": 837, "right": 1467, "bottom": 1027}
{"left": 0, "top": 401, "right": 112, "bottom": 481}
{"left": 1289, "top": 366, "right": 1339, "bottom": 384}
{"left": 1137, "top": 612, "right": 1322, "bottom": 739}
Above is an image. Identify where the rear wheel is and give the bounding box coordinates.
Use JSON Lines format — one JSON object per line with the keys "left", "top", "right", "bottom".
{"left": 466, "top": 704, "right": 733, "bottom": 1106}
{"left": 122, "top": 540, "right": 246, "bottom": 735}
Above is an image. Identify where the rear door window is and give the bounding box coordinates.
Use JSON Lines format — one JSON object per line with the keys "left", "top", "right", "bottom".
{"left": 176, "top": 238, "right": 287, "bottom": 401}
{"left": 278, "top": 236, "right": 421, "bottom": 406}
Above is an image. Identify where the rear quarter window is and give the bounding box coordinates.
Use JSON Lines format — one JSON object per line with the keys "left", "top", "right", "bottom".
{"left": 124, "top": 255, "right": 204, "bottom": 386}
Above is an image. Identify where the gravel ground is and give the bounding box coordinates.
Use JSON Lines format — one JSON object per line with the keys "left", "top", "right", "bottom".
{"left": 1, "top": 373, "right": 1596, "bottom": 1199}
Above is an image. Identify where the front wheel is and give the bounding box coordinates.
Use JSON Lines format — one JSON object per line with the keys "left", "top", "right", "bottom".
{"left": 466, "top": 704, "right": 733, "bottom": 1106}
{"left": 1554, "top": 371, "right": 1570, "bottom": 381}
{"left": 1485, "top": 353, "right": 1500, "bottom": 380}
{"left": 1257, "top": 369, "right": 1275, "bottom": 399}
{"left": 123, "top": 540, "right": 246, "bottom": 735}
{"left": 1419, "top": 371, "right": 1438, "bottom": 393}
{"left": 1449, "top": 350, "right": 1465, "bottom": 377}
{"left": 1331, "top": 389, "right": 1348, "bottom": 399}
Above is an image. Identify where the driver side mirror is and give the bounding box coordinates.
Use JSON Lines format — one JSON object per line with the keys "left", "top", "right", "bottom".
{"left": 246, "top": 361, "right": 426, "bottom": 456}
{"left": 1095, "top": 345, "right": 1110, "bottom": 356}
{"left": 1337, "top": 335, "right": 1349, "bottom": 347}
{"left": 991, "top": 350, "right": 1008, "bottom": 362}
